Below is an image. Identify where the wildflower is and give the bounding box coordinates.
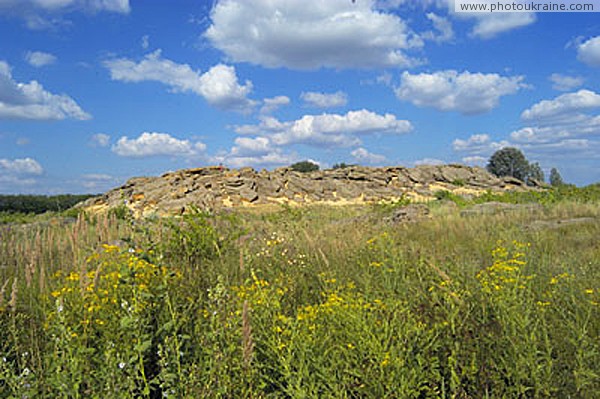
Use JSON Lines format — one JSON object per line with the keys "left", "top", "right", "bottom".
{"left": 118, "top": 362, "right": 126, "bottom": 369}
{"left": 585, "top": 289, "right": 594, "bottom": 294}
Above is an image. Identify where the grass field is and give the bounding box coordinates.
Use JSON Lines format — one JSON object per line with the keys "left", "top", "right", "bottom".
{"left": 0, "top": 187, "right": 599, "bottom": 398}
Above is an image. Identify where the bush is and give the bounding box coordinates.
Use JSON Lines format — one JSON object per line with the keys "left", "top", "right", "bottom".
{"left": 290, "top": 161, "right": 319, "bottom": 173}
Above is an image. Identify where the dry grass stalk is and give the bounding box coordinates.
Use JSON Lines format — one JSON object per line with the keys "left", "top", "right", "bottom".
{"left": 25, "top": 261, "right": 34, "bottom": 288}
{"left": 9, "top": 277, "right": 18, "bottom": 313}
{"left": 242, "top": 300, "right": 254, "bottom": 370}
{"left": 0, "top": 279, "right": 9, "bottom": 308}
{"left": 79, "top": 258, "right": 89, "bottom": 295}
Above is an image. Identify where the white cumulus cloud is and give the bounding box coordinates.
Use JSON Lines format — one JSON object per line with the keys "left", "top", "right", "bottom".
{"left": 461, "top": 155, "right": 487, "bottom": 166}
{"left": 577, "top": 36, "right": 600, "bottom": 67}
{"left": 0, "top": 157, "right": 43, "bottom": 175}
{"left": 447, "top": 0, "right": 536, "bottom": 39}
{"left": 414, "top": 157, "right": 445, "bottom": 166}
{"left": 395, "top": 70, "right": 525, "bottom": 115}
{"left": 104, "top": 50, "right": 256, "bottom": 112}
{"left": 301, "top": 91, "right": 348, "bottom": 108}
{"left": 351, "top": 147, "right": 387, "bottom": 165}
{"left": 549, "top": 73, "right": 584, "bottom": 92}
{"left": 260, "top": 95, "right": 290, "bottom": 114}
{"left": 230, "top": 136, "right": 273, "bottom": 157}
{"left": 25, "top": 51, "right": 56, "bottom": 67}
{"left": 204, "top": 0, "right": 422, "bottom": 69}
{"left": 422, "top": 12, "right": 454, "bottom": 43}
{"left": 452, "top": 133, "right": 509, "bottom": 154}
{"left": 90, "top": 133, "right": 110, "bottom": 147}
{"left": 0, "top": 0, "right": 130, "bottom": 29}
{"left": 0, "top": 60, "right": 90, "bottom": 120}
{"left": 236, "top": 109, "right": 412, "bottom": 148}
{"left": 521, "top": 89, "right": 600, "bottom": 121}
{"left": 112, "top": 132, "right": 206, "bottom": 158}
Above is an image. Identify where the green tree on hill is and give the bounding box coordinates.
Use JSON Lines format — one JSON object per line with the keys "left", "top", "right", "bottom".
{"left": 487, "top": 147, "right": 545, "bottom": 186}
{"left": 487, "top": 147, "right": 531, "bottom": 182}
{"left": 290, "top": 160, "right": 319, "bottom": 173}
{"left": 549, "top": 167, "right": 565, "bottom": 187}
{"left": 528, "top": 162, "right": 544, "bottom": 185}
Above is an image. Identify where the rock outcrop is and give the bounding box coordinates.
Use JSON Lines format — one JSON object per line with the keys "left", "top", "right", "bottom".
{"left": 79, "top": 164, "right": 533, "bottom": 217}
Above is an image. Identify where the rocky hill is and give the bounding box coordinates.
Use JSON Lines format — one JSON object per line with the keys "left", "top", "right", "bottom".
{"left": 79, "top": 164, "right": 534, "bottom": 217}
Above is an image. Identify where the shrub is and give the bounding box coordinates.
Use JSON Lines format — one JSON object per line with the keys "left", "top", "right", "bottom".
{"left": 290, "top": 160, "right": 319, "bottom": 173}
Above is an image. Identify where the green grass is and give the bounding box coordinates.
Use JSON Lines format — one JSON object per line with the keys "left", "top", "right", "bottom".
{"left": 0, "top": 187, "right": 598, "bottom": 398}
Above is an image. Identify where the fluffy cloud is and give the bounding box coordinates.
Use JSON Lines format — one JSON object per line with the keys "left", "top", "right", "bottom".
{"left": 549, "top": 73, "right": 584, "bottom": 92}
{"left": 230, "top": 136, "right": 273, "bottom": 157}
{"left": 0, "top": 60, "right": 90, "bottom": 120}
{"left": 198, "top": 64, "right": 256, "bottom": 112}
{"left": 447, "top": 0, "right": 536, "bottom": 39}
{"left": 414, "top": 157, "right": 444, "bottom": 166}
{"left": 422, "top": 12, "right": 454, "bottom": 43}
{"left": 0, "top": 0, "right": 130, "bottom": 29}
{"left": 395, "top": 70, "right": 525, "bottom": 115}
{"left": 351, "top": 147, "right": 387, "bottom": 165}
{"left": 221, "top": 151, "right": 297, "bottom": 169}
{"left": 90, "top": 133, "right": 110, "bottom": 147}
{"left": 454, "top": 90, "right": 600, "bottom": 179}
{"left": 112, "top": 132, "right": 206, "bottom": 158}
{"left": 577, "top": 36, "right": 600, "bottom": 67}
{"left": 0, "top": 0, "right": 130, "bottom": 12}
{"left": 521, "top": 89, "right": 600, "bottom": 121}
{"left": 461, "top": 155, "right": 486, "bottom": 166}
{"left": 215, "top": 139, "right": 297, "bottom": 168}
{"left": 236, "top": 109, "right": 412, "bottom": 147}
{"left": 452, "top": 133, "right": 509, "bottom": 154}
{"left": 301, "top": 91, "right": 348, "bottom": 108}
{"left": 25, "top": 51, "right": 56, "bottom": 67}
{"left": 104, "top": 50, "right": 256, "bottom": 112}
{"left": 469, "top": 13, "right": 535, "bottom": 39}
{"left": 80, "top": 173, "right": 118, "bottom": 190}
{"left": 0, "top": 157, "right": 43, "bottom": 175}
{"left": 260, "top": 96, "right": 290, "bottom": 114}
{"left": 204, "top": 0, "right": 422, "bottom": 69}
{"left": 0, "top": 157, "right": 44, "bottom": 191}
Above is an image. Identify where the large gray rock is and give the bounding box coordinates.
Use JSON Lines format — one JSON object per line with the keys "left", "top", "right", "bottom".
{"left": 77, "top": 164, "right": 537, "bottom": 217}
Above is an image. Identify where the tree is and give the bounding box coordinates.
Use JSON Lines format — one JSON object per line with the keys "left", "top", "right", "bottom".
{"left": 549, "top": 167, "right": 565, "bottom": 187}
{"left": 486, "top": 147, "right": 531, "bottom": 182}
{"left": 528, "top": 162, "right": 545, "bottom": 185}
{"left": 332, "top": 162, "right": 356, "bottom": 169}
{"left": 290, "top": 160, "right": 319, "bottom": 173}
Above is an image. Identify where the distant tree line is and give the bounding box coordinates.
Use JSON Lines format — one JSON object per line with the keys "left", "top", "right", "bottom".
{"left": 0, "top": 194, "right": 95, "bottom": 214}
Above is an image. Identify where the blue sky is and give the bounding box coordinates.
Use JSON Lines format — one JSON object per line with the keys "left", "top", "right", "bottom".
{"left": 1, "top": 0, "right": 599, "bottom": 194}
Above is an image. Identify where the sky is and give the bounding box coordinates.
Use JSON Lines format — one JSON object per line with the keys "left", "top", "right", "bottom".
{"left": 0, "top": 0, "right": 599, "bottom": 194}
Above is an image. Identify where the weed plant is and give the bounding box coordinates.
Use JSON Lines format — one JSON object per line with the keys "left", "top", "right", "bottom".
{"left": 0, "top": 187, "right": 598, "bottom": 397}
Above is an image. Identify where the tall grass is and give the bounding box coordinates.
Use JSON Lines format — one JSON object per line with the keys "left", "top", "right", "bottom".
{"left": 0, "top": 190, "right": 598, "bottom": 398}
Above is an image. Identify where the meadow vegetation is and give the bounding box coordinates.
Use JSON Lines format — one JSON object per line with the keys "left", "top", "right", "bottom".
{"left": 0, "top": 186, "right": 598, "bottom": 398}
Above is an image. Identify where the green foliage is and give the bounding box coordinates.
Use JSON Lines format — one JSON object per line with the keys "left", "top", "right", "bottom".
{"left": 487, "top": 147, "right": 546, "bottom": 186}
{"left": 373, "top": 195, "right": 411, "bottom": 213}
{"left": 0, "top": 194, "right": 95, "bottom": 214}
{"left": 332, "top": 162, "right": 356, "bottom": 169}
{"left": 434, "top": 190, "right": 469, "bottom": 206}
{"left": 550, "top": 167, "right": 565, "bottom": 187}
{"left": 487, "top": 147, "right": 531, "bottom": 181}
{"left": 529, "top": 162, "right": 545, "bottom": 184}
{"left": 160, "top": 207, "right": 243, "bottom": 271}
{"left": 108, "top": 204, "right": 132, "bottom": 220}
{"left": 0, "top": 211, "right": 36, "bottom": 224}
{"left": 290, "top": 160, "right": 319, "bottom": 173}
{"left": 0, "top": 193, "right": 599, "bottom": 397}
